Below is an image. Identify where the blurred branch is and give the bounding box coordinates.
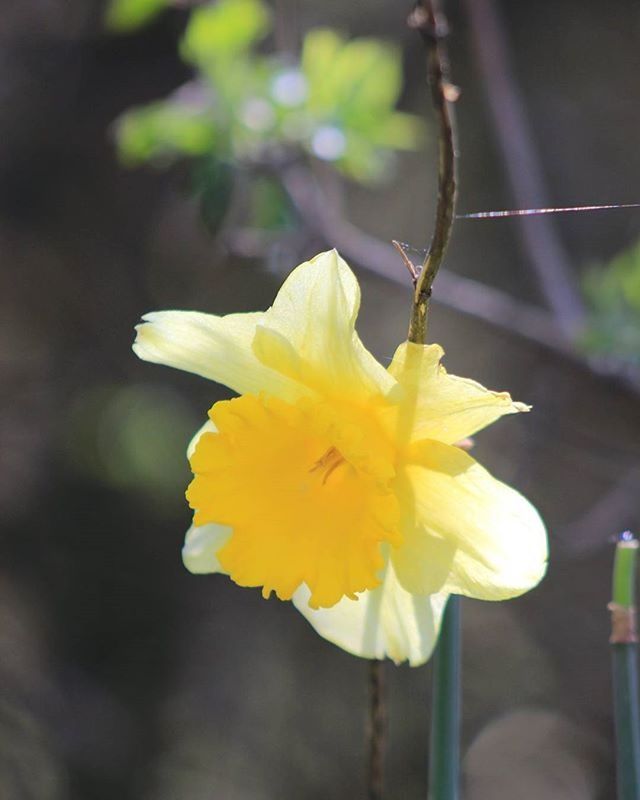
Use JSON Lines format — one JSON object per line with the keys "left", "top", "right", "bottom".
{"left": 280, "top": 162, "right": 567, "bottom": 351}
{"left": 406, "top": 0, "right": 458, "bottom": 344}
{"left": 560, "top": 469, "right": 640, "bottom": 556}
{"left": 277, "top": 161, "right": 640, "bottom": 394}
{"left": 464, "top": 0, "right": 586, "bottom": 339}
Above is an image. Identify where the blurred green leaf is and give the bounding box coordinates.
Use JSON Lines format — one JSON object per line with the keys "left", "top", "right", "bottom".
{"left": 114, "top": 11, "right": 423, "bottom": 186}
{"left": 248, "top": 176, "right": 294, "bottom": 230}
{"left": 66, "top": 384, "right": 198, "bottom": 502}
{"left": 301, "top": 29, "right": 424, "bottom": 180}
{"left": 582, "top": 240, "right": 640, "bottom": 364}
{"left": 192, "top": 155, "right": 235, "bottom": 234}
{"left": 117, "top": 97, "right": 217, "bottom": 165}
{"left": 105, "top": 0, "right": 168, "bottom": 32}
{"left": 181, "top": 0, "right": 271, "bottom": 65}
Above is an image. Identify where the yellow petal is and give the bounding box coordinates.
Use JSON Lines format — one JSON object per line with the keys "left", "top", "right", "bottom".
{"left": 187, "top": 393, "right": 400, "bottom": 608}
{"left": 253, "top": 250, "right": 395, "bottom": 402}
{"left": 293, "top": 561, "right": 449, "bottom": 666}
{"left": 182, "top": 523, "right": 232, "bottom": 574}
{"left": 387, "top": 341, "right": 528, "bottom": 445}
{"left": 390, "top": 469, "right": 457, "bottom": 594}
{"left": 133, "top": 310, "right": 302, "bottom": 399}
{"left": 406, "top": 440, "right": 548, "bottom": 600}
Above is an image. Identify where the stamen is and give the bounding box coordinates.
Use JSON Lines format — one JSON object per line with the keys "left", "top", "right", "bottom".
{"left": 310, "top": 446, "right": 346, "bottom": 484}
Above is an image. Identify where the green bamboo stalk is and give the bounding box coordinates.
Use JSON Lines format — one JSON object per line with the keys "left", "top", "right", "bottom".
{"left": 428, "top": 595, "right": 461, "bottom": 800}
{"left": 610, "top": 531, "right": 640, "bottom": 800}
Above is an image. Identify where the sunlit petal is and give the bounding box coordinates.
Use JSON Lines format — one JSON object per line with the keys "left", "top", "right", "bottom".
{"left": 134, "top": 310, "right": 303, "bottom": 399}
{"left": 406, "top": 440, "right": 548, "bottom": 600}
{"left": 253, "top": 250, "right": 396, "bottom": 401}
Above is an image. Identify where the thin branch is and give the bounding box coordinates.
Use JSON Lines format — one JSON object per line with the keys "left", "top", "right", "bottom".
{"left": 367, "top": 661, "right": 386, "bottom": 800}
{"left": 392, "top": 240, "right": 419, "bottom": 283}
{"left": 464, "top": 0, "right": 586, "bottom": 339}
{"left": 407, "top": 0, "right": 458, "bottom": 345}
{"left": 280, "top": 163, "right": 568, "bottom": 352}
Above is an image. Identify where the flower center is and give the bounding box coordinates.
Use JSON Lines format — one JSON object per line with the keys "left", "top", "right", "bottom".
{"left": 310, "top": 446, "right": 346, "bottom": 484}
{"left": 187, "top": 393, "right": 400, "bottom": 608}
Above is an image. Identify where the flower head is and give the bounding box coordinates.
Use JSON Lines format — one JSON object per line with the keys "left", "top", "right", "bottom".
{"left": 133, "top": 250, "right": 547, "bottom": 665}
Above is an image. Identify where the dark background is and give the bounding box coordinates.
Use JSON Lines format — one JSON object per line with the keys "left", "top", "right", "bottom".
{"left": 1, "top": 1, "right": 639, "bottom": 798}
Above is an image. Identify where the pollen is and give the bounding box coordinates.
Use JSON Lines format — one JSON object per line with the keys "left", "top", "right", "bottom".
{"left": 186, "top": 393, "right": 401, "bottom": 608}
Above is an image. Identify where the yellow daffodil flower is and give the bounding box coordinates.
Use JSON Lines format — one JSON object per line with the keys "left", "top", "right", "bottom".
{"left": 133, "top": 250, "right": 547, "bottom": 665}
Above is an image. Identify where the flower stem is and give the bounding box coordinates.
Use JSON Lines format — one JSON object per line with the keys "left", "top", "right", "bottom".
{"left": 610, "top": 531, "right": 640, "bottom": 800}
{"left": 428, "top": 595, "right": 461, "bottom": 800}
{"left": 367, "top": 660, "right": 386, "bottom": 800}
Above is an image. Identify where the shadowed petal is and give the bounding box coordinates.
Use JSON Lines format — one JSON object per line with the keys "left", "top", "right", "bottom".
{"left": 293, "top": 561, "right": 448, "bottom": 666}
{"left": 187, "top": 419, "right": 217, "bottom": 459}
{"left": 387, "top": 341, "right": 527, "bottom": 446}
{"left": 182, "top": 523, "right": 232, "bottom": 574}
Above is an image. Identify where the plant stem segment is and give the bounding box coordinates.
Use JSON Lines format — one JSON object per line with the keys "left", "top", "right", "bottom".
{"left": 610, "top": 531, "right": 640, "bottom": 800}
{"left": 367, "top": 660, "right": 386, "bottom": 800}
{"left": 428, "top": 595, "right": 461, "bottom": 800}
{"left": 407, "top": 0, "right": 458, "bottom": 346}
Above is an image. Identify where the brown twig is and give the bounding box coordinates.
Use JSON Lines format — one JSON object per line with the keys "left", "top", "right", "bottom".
{"left": 407, "top": 0, "right": 458, "bottom": 345}
{"left": 277, "top": 161, "right": 640, "bottom": 394}
{"left": 279, "top": 163, "right": 566, "bottom": 352}
{"left": 464, "top": 0, "right": 586, "bottom": 339}
{"left": 367, "top": 660, "right": 386, "bottom": 800}
{"left": 392, "top": 240, "right": 419, "bottom": 284}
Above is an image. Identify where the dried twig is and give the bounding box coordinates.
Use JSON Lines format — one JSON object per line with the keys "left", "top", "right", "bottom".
{"left": 464, "top": 0, "right": 586, "bottom": 338}
{"left": 406, "top": 0, "right": 458, "bottom": 345}
{"left": 367, "top": 661, "right": 386, "bottom": 800}
{"left": 280, "top": 163, "right": 568, "bottom": 353}
{"left": 275, "top": 162, "right": 640, "bottom": 394}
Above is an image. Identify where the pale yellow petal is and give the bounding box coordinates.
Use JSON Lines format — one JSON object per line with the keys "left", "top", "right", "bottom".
{"left": 182, "top": 523, "right": 232, "bottom": 574}
{"left": 133, "top": 310, "right": 302, "bottom": 399}
{"left": 387, "top": 341, "right": 528, "bottom": 445}
{"left": 293, "top": 561, "right": 448, "bottom": 666}
{"left": 253, "top": 250, "right": 396, "bottom": 401}
{"left": 186, "top": 419, "right": 217, "bottom": 460}
{"left": 390, "top": 469, "right": 457, "bottom": 594}
{"left": 406, "top": 441, "right": 548, "bottom": 600}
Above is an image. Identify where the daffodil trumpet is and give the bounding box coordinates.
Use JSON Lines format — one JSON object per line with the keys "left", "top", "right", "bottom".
{"left": 133, "top": 250, "right": 547, "bottom": 665}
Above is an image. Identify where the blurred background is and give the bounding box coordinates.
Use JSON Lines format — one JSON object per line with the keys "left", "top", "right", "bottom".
{"left": 1, "top": 0, "right": 640, "bottom": 797}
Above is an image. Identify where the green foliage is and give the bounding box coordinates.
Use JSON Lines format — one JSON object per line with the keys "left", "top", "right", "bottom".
{"left": 117, "top": 95, "right": 217, "bottom": 165}
{"left": 301, "top": 29, "right": 422, "bottom": 180}
{"left": 192, "top": 155, "right": 235, "bottom": 234}
{"left": 112, "top": 0, "right": 423, "bottom": 184}
{"left": 105, "top": 0, "right": 168, "bottom": 32}
{"left": 181, "top": 0, "right": 271, "bottom": 65}
{"left": 582, "top": 241, "right": 640, "bottom": 364}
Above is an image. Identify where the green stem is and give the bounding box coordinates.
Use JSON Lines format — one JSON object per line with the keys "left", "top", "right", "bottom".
{"left": 428, "top": 595, "right": 461, "bottom": 800}
{"left": 610, "top": 531, "right": 640, "bottom": 800}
